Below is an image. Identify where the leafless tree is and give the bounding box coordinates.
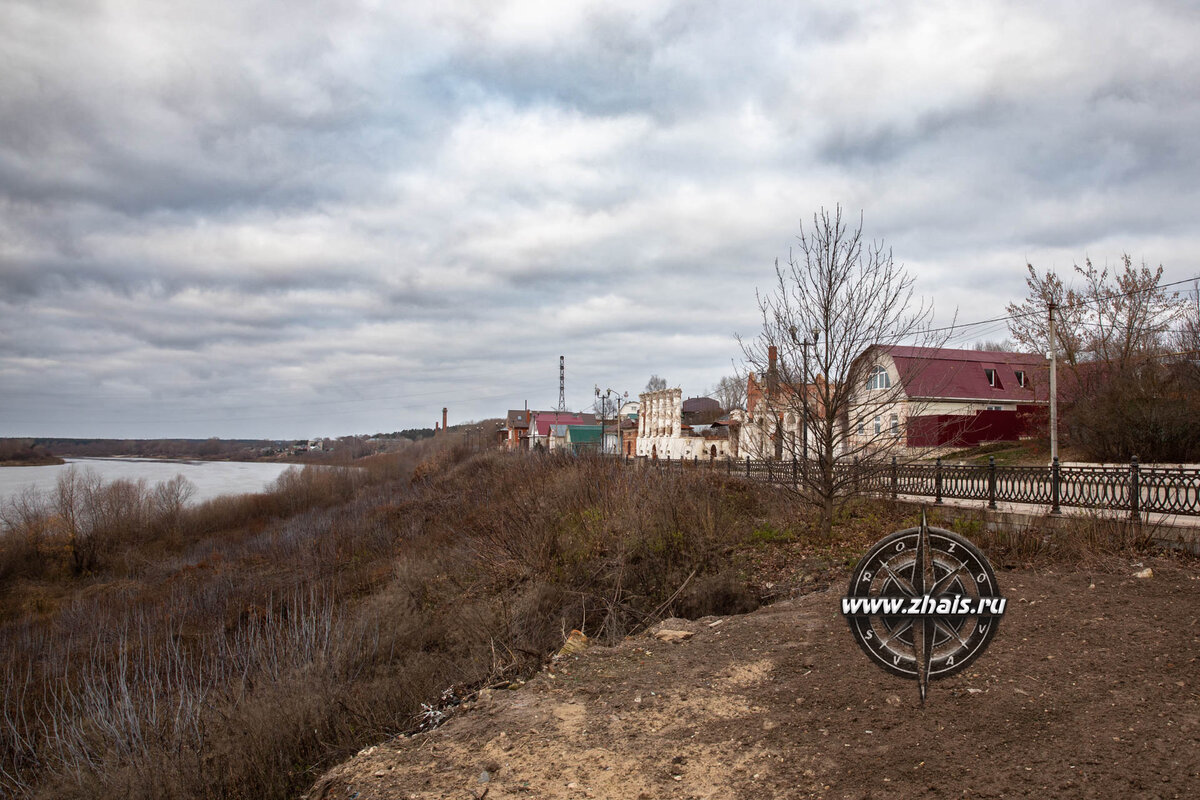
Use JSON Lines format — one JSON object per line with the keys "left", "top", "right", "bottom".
{"left": 709, "top": 375, "right": 747, "bottom": 412}
{"left": 1005, "top": 264, "right": 1088, "bottom": 365}
{"left": 52, "top": 467, "right": 105, "bottom": 575}
{"left": 1007, "top": 256, "right": 1192, "bottom": 460}
{"left": 742, "top": 206, "right": 947, "bottom": 537}
{"left": 644, "top": 375, "right": 667, "bottom": 392}
{"left": 972, "top": 339, "right": 1016, "bottom": 351}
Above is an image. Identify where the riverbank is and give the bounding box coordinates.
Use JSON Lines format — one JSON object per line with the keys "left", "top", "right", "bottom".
{"left": 0, "top": 456, "right": 64, "bottom": 467}
{"left": 2, "top": 445, "right": 1191, "bottom": 799}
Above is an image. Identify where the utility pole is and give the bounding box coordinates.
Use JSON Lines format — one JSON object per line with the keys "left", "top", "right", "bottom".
{"left": 1048, "top": 302, "right": 1058, "bottom": 462}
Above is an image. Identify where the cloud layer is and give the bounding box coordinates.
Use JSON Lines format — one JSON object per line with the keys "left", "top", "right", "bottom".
{"left": 3, "top": 0, "right": 1199, "bottom": 437}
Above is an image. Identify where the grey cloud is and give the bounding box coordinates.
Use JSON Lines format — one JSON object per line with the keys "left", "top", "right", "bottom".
{"left": 4, "top": 0, "right": 1200, "bottom": 437}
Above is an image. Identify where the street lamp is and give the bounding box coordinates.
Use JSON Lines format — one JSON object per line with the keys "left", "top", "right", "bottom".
{"left": 789, "top": 325, "right": 820, "bottom": 464}
{"left": 595, "top": 386, "right": 626, "bottom": 455}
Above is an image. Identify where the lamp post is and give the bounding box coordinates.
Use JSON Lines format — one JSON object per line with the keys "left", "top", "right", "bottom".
{"left": 595, "top": 386, "right": 626, "bottom": 455}
{"left": 1048, "top": 302, "right": 1058, "bottom": 463}
{"left": 790, "top": 326, "right": 820, "bottom": 465}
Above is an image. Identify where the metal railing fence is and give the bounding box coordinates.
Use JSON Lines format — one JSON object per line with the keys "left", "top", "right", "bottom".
{"left": 614, "top": 452, "right": 1200, "bottom": 519}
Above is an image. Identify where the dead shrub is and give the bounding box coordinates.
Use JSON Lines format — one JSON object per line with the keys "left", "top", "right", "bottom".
{"left": 0, "top": 447, "right": 804, "bottom": 800}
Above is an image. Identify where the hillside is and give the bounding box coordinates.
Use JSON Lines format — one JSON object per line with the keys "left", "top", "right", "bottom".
{"left": 311, "top": 560, "right": 1200, "bottom": 799}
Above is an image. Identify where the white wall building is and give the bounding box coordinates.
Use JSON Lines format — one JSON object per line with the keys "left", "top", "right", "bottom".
{"left": 636, "top": 388, "right": 734, "bottom": 460}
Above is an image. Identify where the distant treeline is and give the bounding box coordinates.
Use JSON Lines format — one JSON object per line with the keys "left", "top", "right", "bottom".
{"left": 371, "top": 428, "right": 436, "bottom": 441}
{"left": 6, "top": 433, "right": 442, "bottom": 462}
{"left": 24, "top": 437, "right": 286, "bottom": 460}
{"left": 0, "top": 439, "right": 63, "bottom": 466}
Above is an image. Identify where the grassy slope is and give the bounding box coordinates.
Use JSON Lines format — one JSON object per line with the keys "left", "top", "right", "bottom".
{"left": 0, "top": 446, "right": 1175, "bottom": 799}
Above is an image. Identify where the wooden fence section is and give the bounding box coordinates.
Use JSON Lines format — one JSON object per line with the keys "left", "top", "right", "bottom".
{"left": 625, "top": 453, "right": 1200, "bottom": 519}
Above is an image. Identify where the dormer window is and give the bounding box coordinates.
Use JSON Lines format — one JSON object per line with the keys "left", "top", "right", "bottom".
{"left": 1014, "top": 370, "right": 1026, "bottom": 388}
{"left": 984, "top": 368, "right": 997, "bottom": 387}
{"left": 867, "top": 365, "right": 891, "bottom": 390}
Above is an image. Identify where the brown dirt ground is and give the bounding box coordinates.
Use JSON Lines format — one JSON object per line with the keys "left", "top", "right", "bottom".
{"left": 308, "top": 558, "right": 1200, "bottom": 800}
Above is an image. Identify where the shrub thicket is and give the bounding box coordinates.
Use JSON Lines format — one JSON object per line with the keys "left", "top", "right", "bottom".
{"left": 0, "top": 447, "right": 796, "bottom": 799}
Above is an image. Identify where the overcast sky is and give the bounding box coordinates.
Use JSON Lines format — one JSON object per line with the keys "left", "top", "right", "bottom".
{"left": 3, "top": 0, "right": 1199, "bottom": 440}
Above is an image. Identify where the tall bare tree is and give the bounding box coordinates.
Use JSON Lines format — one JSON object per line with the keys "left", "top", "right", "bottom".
{"left": 644, "top": 375, "right": 667, "bottom": 392}
{"left": 1005, "top": 264, "right": 1088, "bottom": 365}
{"left": 1007, "top": 255, "right": 1191, "bottom": 459}
{"left": 742, "top": 206, "right": 946, "bottom": 537}
{"left": 709, "top": 374, "right": 747, "bottom": 412}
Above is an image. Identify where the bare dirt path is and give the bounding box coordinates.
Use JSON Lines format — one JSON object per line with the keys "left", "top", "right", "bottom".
{"left": 310, "top": 560, "right": 1200, "bottom": 799}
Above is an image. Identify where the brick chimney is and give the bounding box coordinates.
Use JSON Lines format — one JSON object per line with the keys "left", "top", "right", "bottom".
{"left": 442, "top": 407, "right": 448, "bottom": 431}
{"left": 766, "top": 345, "right": 779, "bottom": 398}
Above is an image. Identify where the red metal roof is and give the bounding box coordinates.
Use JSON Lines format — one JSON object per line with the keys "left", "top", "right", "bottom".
{"left": 881, "top": 346, "right": 1049, "bottom": 403}
{"left": 533, "top": 414, "right": 595, "bottom": 436}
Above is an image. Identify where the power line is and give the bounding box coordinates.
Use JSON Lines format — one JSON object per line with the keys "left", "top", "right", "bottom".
{"left": 913, "top": 273, "right": 1200, "bottom": 338}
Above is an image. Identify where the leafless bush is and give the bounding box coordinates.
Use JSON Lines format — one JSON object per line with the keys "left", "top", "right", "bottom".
{"left": 0, "top": 447, "right": 791, "bottom": 799}
{"left": 941, "top": 508, "right": 1160, "bottom": 568}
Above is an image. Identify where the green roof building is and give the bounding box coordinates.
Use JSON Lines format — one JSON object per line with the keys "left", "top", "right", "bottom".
{"left": 565, "top": 424, "right": 603, "bottom": 452}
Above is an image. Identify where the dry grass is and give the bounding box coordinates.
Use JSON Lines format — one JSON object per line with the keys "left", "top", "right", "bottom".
{"left": 925, "top": 505, "right": 1164, "bottom": 568}
{"left": 0, "top": 446, "right": 799, "bottom": 799}
{"left": 2, "top": 444, "right": 1177, "bottom": 799}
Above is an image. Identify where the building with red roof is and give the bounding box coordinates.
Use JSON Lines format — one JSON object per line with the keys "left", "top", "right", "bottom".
{"left": 849, "top": 345, "right": 1050, "bottom": 450}
{"left": 503, "top": 409, "right": 596, "bottom": 450}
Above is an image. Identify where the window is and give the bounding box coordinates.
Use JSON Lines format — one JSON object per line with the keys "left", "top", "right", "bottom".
{"left": 984, "top": 368, "right": 997, "bottom": 387}
{"left": 867, "top": 365, "right": 891, "bottom": 390}
{"left": 890, "top": 414, "right": 899, "bottom": 436}
{"left": 1014, "top": 370, "right": 1026, "bottom": 387}
{"left": 986, "top": 405, "right": 1004, "bottom": 411}
{"left": 857, "top": 418, "right": 865, "bottom": 435}
{"left": 874, "top": 416, "right": 882, "bottom": 435}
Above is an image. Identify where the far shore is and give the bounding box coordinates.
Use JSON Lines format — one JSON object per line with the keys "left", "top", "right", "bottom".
{"left": 0, "top": 456, "right": 66, "bottom": 467}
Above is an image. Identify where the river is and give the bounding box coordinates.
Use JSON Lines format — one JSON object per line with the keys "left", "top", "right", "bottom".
{"left": 0, "top": 457, "right": 302, "bottom": 506}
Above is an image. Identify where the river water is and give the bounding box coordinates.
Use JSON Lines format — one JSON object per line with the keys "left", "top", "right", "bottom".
{"left": 0, "top": 458, "right": 301, "bottom": 506}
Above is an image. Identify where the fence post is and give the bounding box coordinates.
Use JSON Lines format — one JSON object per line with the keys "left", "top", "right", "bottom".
{"left": 727, "top": 457, "right": 731, "bottom": 476}
{"left": 745, "top": 455, "right": 750, "bottom": 479}
{"left": 792, "top": 456, "right": 797, "bottom": 488}
{"left": 853, "top": 456, "right": 860, "bottom": 493}
{"left": 891, "top": 456, "right": 898, "bottom": 499}
{"left": 934, "top": 457, "right": 943, "bottom": 505}
{"left": 1051, "top": 456, "right": 1061, "bottom": 515}
{"left": 988, "top": 456, "right": 997, "bottom": 510}
{"left": 1130, "top": 456, "right": 1141, "bottom": 521}
{"left": 693, "top": 455, "right": 698, "bottom": 470}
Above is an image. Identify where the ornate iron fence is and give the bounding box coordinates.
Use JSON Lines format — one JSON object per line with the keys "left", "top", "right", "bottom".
{"left": 626, "top": 452, "right": 1200, "bottom": 518}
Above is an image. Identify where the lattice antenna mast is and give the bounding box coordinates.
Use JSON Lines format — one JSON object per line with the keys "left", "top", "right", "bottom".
{"left": 558, "top": 355, "right": 567, "bottom": 413}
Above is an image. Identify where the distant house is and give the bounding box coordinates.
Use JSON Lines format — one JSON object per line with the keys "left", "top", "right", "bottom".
{"left": 619, "top": 416, "right": 638, "bottom": 457}
{"left": 503, "top": 409, "right": 532, "bottom": 450}
{"left": 681, "top": 396, "right": 722, "bottom": 425}
{"left": 527, "top": 412, "right": 597, "bottom": 451}
{"left": 504, "top": 409, "right": 596, "bottom": 450}
{"left": 565, "top": 424, "right": 603, "bottom": 453}
{"left": 848, "top": 345, "right": 1049, "bottom": 450}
